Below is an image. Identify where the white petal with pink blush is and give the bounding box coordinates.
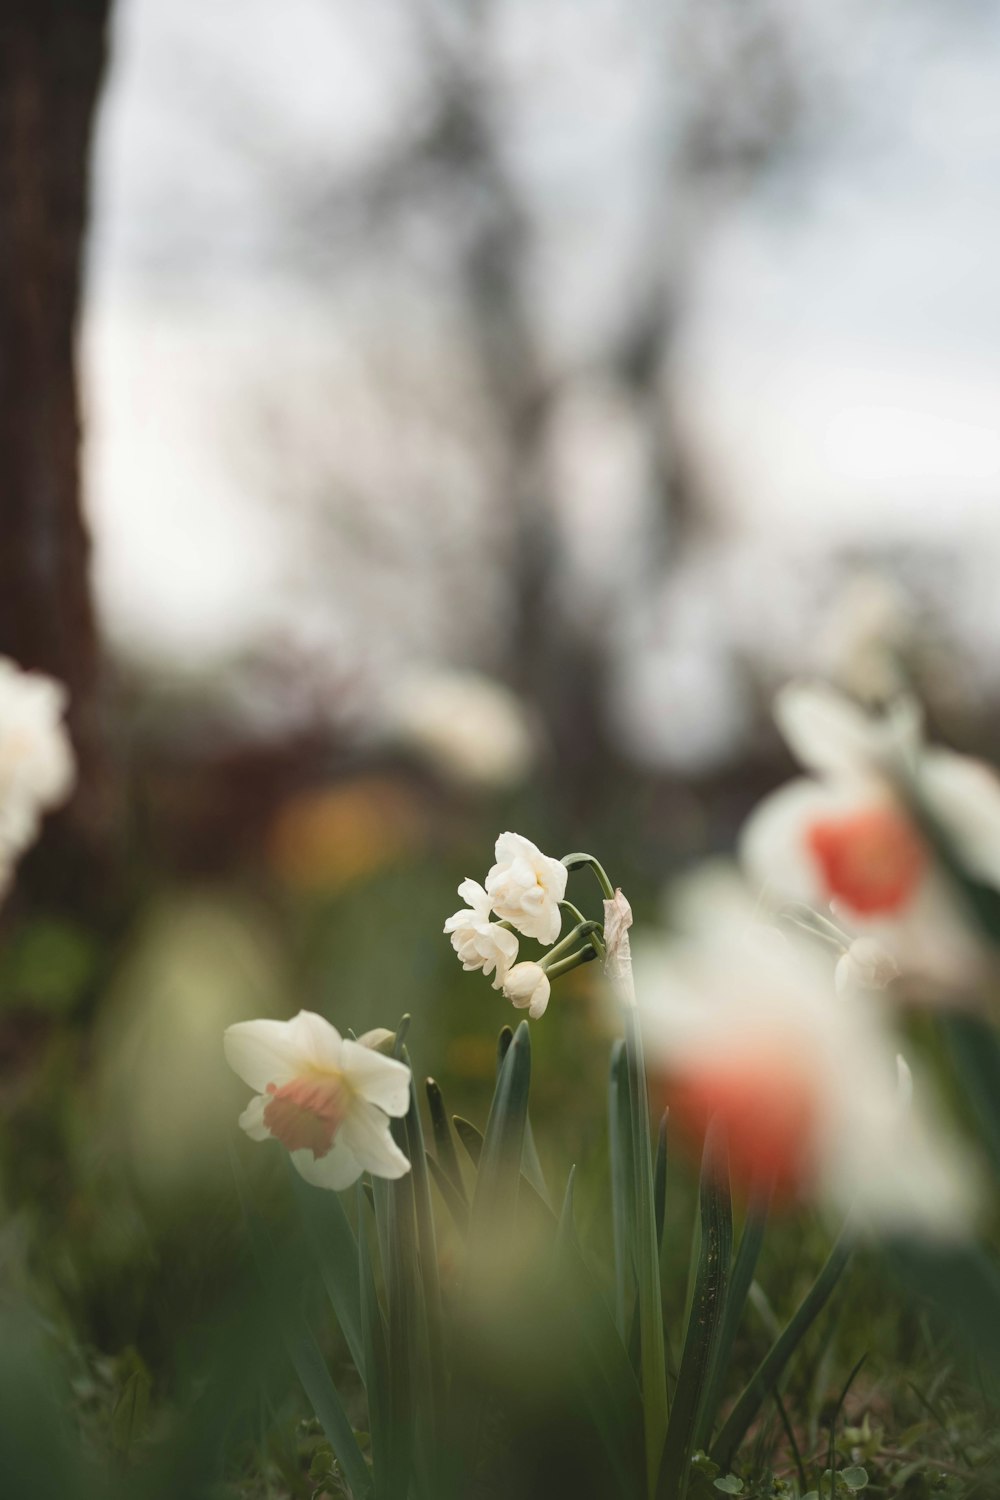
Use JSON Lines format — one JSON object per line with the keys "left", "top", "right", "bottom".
{"left": 635, "top": 871, "right": 979, "bottom": 1240}
{"left": 224, "top": 1010, "right": 411, "bottom": 1190}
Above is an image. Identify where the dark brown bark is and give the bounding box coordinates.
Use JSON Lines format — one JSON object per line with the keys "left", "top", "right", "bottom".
{"left": 0, "top": 0, "right": 114, "bottom": 897}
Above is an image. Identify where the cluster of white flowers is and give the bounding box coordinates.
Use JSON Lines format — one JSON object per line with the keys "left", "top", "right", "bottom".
{"left": 0, "top": 656, "right": 75, "bottom": 899}
{"left": 443, "top": 832, "right": 569, "bottom": 1019}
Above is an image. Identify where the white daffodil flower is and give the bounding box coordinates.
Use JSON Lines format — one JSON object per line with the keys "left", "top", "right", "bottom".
{"left": 834, "top": 936, "right": 900, "bottom": 995}
{"left": 502, "top": 961, "right": 551, "bottom": 1019}
{"left": 444, "top": 878, "right": 519, "bottom": 988}
{"left": 741, "top": 681, "right": 1000, "bottom": 986}
{"left": 485, "top": 832, "right": 567, "bottom": 944}
{"left": 0, "top": 656, "right": 75, "bottom": 884}
{"left": 636, "top": 871, "right": 978, "bottom": 1240}
{"left": 224, "top": 1010, "right": 411, "bottom": 1190}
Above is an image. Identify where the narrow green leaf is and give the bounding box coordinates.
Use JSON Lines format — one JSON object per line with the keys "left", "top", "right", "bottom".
{"left": 372, "top": 1171, "right": 415, "bottom": 1500}
{"left": 712, "top": 1221, "right": 852, "bottom": 1471}
{"left": 890, "top": 1239, "right": 1000, "bottom": 1378}
{"left": 522, "top": 1114, "right": 551, "bottom": 1206}
{"left": 496, "top": 1024, "right": 514, "bottom": 1073}
{"left": 425, "top": 1078, "right": 466, "bottom": 1202}
{"left": 609, "top": 1039, "right": 636, "bottom": 1342}
{"left": 557, "top": 1164, "right": 578, "bottom": 1250}
{"left": 357, "top": 1190, "right": 388, "bottom": 1499}
{"left": 290, "top": 1166, "right": 364, "bottom": 1375}
{"left": 426, "top": 1152, "right": 470, "bottom": 1231}
{"left": 243, "top": 1207, "right": 372, "bottom": 1499}
{"left": 549, "top": 1184, "right": 647, "bottom": 1499}
{"left": 695, "top": 1189, "right": 769, "bottom": 1452}
{"left": 110, "top": 1367, "right": 151, "bottom": 1458}
{"left": 401, "top": 1051, "right": 446, "bottom": 1464}
{"left": 470, "top": 1020, "right": 532, "bottom": 1232}
{"left": 458, "top": 1022, "right": 533, "bottom": 1490}
{"left": 940, "top": 1012, "right": 1000, "bottom": 1179}
{"left": 623, "top": 1004, "right": 669, "bottom": 1495}
{"left": 659, "top": 1119, "right": 733, "bottom": 1500}
{"left": 453, "top": 1115, "right": 483, "bottom": 1166}
{"left": 653, "top": 1111, "right": 669, "bottom": 1253}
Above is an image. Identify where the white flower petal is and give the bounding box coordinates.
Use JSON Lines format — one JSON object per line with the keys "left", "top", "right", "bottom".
{"left": 775, "top": 681, "right": 920, "bottom": 777}
{"left": 291, "top": 1138, "right": 364, "bottom": 1191}
{"left": 341, "top": 1038, "right": 411, "bottom": 1116}
{"left": 237, "top": 1093, "right": 271, "bottom": 1141}
{"left": 456, "top": 878, "right": 491, "bottom": 916}
{"left": 224, "top": 1019, "right": 308, "bottom": 1092}
{"left": 739, "top": 777, "right": 850, "bottom": 910}
{"left": 355, "top": 1027, "right": 394, "bottom": 1050}
{"left": 223, "top": 1010, "right": 343, "bottom": 1092}
{"left": 340, "top": 1099, "right": 411, "bottom": 1179}
{"left": 923, "top": 749, "right": 1000, "bottom": 890}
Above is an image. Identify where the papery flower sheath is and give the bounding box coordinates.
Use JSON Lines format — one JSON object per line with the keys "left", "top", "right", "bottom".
{"left": 502, "top": 961, "right": 551, "bottom": 1019}
{"left": 224, "top": 1010, "right": 411, "bottom": 1189}
{"left": 444, "top": 878, "right": 519, "bottom": 987}
{"left": 485, "top": 831, "right": 567, "bottom": 944}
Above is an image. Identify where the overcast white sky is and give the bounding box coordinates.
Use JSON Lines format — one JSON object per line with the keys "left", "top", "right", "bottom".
{"left": 81, "top": 0, "right": 1000, "bottom": 763}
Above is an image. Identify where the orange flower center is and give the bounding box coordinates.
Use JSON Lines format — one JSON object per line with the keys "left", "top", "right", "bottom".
{"left": 263, "top": 1075, "right": 347, "bottom": 1158}
{"left": 668, "top": 1052, "right": 818, "bottom": 1202}
{"left": 806, "top": 804, "right": 926, "bottom": 917}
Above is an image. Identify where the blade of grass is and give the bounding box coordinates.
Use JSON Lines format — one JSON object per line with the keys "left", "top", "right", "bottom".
{"left": 458, "top": 1021, "right": 533, "bottom": 1490}
{"left": 694, "top": 1186, "right": 769, "bottom": 1453}
{"left": 453, "top": 1115, "right": 483, "bottom": 1166}
{"left": 623, "top": 1003, "right": 669, "bottom": 1495}
{"left": 609, "top": 1039, "right": 636, "bottom": 1343}
{"left": 425, "top": 1078, "right": 467, "bottom": 1202}
{"left": 289, "top": 1165, "right": 364, "bottom": 1375}
{"left": 658, "top": 1118, "right": 732, "bottom": 1500}
{"left": 401, "top": 1050, "right": 446, "bottom": 1466}
{"left": 242, "top": 1205, "right": 373, "bottom": 1500}
{"left": 426, "top": 1152, "right": 470, "bottom": 1231}
{"left": 826, "top": 1353, "right": 867, "bottom": 1497}
{"left": 356, "top": 1189, "right": 388, "bottom": 1500}
{"left": 653, "top": 1111, "right": 669, "bottom": 1254}
{"left": 940, "top": 1013, "right": 1000, "bottom": 1179}
{"left": 712, "top": 1220, "right": 852, "bottom": 1472}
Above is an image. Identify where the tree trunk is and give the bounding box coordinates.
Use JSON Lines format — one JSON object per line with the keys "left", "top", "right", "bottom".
{"left": 0, "top": 0, "right": 114, "bottom": 902}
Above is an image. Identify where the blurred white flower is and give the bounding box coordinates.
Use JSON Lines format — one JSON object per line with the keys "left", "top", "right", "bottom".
{"left": 485, "top": 832, "right": 567, "bottom": 944}
{"left": 385, "top": 667, "right": 535, "bottom": 790}
{"left": 443, "top": 878, "right": 519, "bottom": 987}
{"left": 0, "top": 656, "right": 75, "bottom": 883}
{"left": 502, "top": 961, "right": 551, "bottom": 1019}
{"left": 224, "top": 1010, "right": 411, "bottom": 1190}
{"left": 741, "top": 681, "right": 1000, "bottom": 984}
{"left": 636, "top": 871, "right": 977, "bottom": 1239}
{"left": 834, "top": 935, "right": 899, "bottom": 994}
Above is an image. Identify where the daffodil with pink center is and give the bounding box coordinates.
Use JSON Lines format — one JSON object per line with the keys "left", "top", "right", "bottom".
{"left": 635, "top": 869, "right": 978, "bottom": 1238}
{"left": 224, "top": 1010, "right": 411, "bottom": 1190}
{"left": 740, "top": 681, "right": 1000, "bottom": 985}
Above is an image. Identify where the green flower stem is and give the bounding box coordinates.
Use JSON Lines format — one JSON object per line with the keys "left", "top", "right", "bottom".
{"left": 544, "top": 920, "right": 604, "bottom": 967}
{"left": 562, "top": 851, "right": 616, "bottom": 900}
{"left": 545, "top": 945, "right": 599, "bottom": 981}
